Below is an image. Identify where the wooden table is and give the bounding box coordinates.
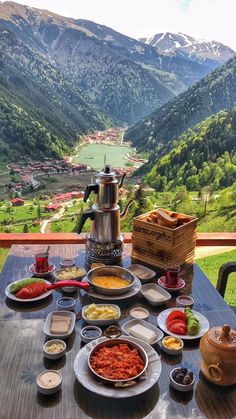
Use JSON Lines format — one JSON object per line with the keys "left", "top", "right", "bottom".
{"left": 0, "top": 244, "right": 236, "bottom": 419}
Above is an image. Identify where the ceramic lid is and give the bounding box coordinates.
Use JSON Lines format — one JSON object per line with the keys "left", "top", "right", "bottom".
{"left": 207, "top": 324, "right": 236, "bottom": 351}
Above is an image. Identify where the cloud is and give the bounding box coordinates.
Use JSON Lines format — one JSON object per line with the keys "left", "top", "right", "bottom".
{"left": 179, "top": 0, "right": 193, "bottom": 13}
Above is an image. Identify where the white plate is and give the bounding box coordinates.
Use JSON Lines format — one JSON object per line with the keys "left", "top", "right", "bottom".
{"left": 83, "top": 277, "right": 141, "bottom": 300}
{"left": 5, "top": 279, "right": 53, "bottom": 302}
{"left": 74, "top": 335, "right": 161, "bottom": 398}
{"left": 122, "top": 319, "right": 164, "bottom": 345}
{"left": 157, "top": 307, "right": 210, "bottom": 340}
{"left": 141, "top": 283, "right": 171, "bottom": 306}
{"left": 82, "top": 304, "right": 121, "bottom": 325}
{"left": 29, "top": 264, "right": 56, "bottom": 277}
{"left": 44, "top": 310, "right": 76, "bottom": 339}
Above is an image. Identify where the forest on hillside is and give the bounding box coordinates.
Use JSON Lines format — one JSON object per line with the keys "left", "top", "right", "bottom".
{"left": 0, "top": 98, "right": 70, "bottom": 160}
{"left": 144, "top": 107, "right": 236, "bottom": 191}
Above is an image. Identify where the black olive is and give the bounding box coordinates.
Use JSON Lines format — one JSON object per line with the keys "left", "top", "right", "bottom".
{"left": 174, "top": 373, "right": 185, "bottom": 384}
{"left": 172, "top": 369, "right": 180, "bottom": 379}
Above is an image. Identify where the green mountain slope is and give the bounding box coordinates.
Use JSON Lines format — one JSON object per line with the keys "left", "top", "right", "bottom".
{"left": 0, "top": 97, "right": 69, "bottom": 160}
{"left": 144, "top": 108, "right": 236, "bottom": 190}
{"left": 125, "top": 57, "right": 236, "bottom": 149}
{"left": 0, "top": 26, "right": 109, "bottom": 158}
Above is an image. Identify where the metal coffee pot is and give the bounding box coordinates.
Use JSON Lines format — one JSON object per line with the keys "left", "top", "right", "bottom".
{"left": 78, "top": 165, "right": 133, "bottom": 264}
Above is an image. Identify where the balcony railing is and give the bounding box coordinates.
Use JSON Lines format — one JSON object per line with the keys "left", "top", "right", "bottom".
{"left": 0, "top": 232, "right": 236, "bottom": 248}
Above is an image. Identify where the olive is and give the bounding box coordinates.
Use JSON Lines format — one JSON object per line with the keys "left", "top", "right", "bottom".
{"left": 174, "top": 372, "right": 185, "bottom": 384}
{"left": 172, "top": 369, "right": 180, "bottom": 379}
{"left": 183, "top": 371, "right": 193, "bottom": 385}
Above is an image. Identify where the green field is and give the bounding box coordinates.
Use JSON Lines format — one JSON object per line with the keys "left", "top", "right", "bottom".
{"left": 198, "top": 250, "right": 236, "bottom": 306}
{"left": 74, "top": 144, "right": 133, "bottom": 169}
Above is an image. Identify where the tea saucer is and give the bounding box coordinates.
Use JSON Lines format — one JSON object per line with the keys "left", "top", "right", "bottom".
{"left": 29, "top": 263, "right": 56, "bottom": 277}
{"left": 158, "top": 276, "right": 185, "bottom": 292}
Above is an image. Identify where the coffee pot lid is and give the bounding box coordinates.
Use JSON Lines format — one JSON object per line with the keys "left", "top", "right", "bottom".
{"left": 98, "top": 165, "right": 116, "bottom": 179}
{"left": 207, "top": 324, "right": 236, "bottom": 351}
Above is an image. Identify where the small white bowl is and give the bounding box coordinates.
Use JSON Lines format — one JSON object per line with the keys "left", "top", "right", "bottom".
{"left": 43, "top": 310, "right": 76, "bottom": 339}
{"left": 130, "top": 307, "right": 149, "bottom": 320}
{"left": 60, "top": 258, "right": 75, "bottom": 267}
{"left": 80, "top": 326, "right": 102, "bottom": 343}
{"left": 54, "top": 266, "right": 86, "bottom": 292}
{"left": 170, "top": 368, "right": 195, "bottom": 392}
{"left": 43, "top": 339, "right": 66, "bottom": 359}
{"left": 141, "top": 283, "right": 171, "bottom": 307}
{"left": 127, "top": 264, "right": 156, "bottom": 283}
{"left": 122, "top": 318, "right": 164, "bottom": 345}
{"left": 82, "top": 304, "right": 121, "bottom": 326}
{"left": 36, "top": 370, "right": 62, "bottom": 395}
{"left": 161, "top": 335, "right": 184, "bottom": 355}
{"left": 176, "top": 295, "right": 194, "bottom": 309}
{"left": 56, "top": 297, "right": 75, "bottom": 311}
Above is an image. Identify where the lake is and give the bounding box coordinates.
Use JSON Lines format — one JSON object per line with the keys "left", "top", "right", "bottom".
{"left": 73, "top": 143, "right": 133, "bottom": 169}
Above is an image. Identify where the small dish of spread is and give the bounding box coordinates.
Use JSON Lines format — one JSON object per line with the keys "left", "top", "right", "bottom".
{"left": 80, "top": 326, "right": 102, "bottom": 343}
{"left": 130, "top": 307, "right": 149, "bottom": 320}
{"left": 176, "top": 295, "right": 194, "bottom": 308}
{"left": 43, "top": 339, "right": 66, "bottom": 359}
{"left": 54, "top": 266, "right": 86, "bottom": 292}
{"left": 36, "top": 370, "right": 62, "bottom": 394}
{"left": 56, "top": 297, "right": 75, "bottom": 311}
{"left": 161, "top": 335, "right": 184, "bottom": 355}
{"left": 60, "top": 258, "right": 75, "bottom": 268}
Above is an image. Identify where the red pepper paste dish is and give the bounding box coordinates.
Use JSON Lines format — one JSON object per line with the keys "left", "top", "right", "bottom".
{"left": 88, "top": 339, "right": 148, "bottom": 383}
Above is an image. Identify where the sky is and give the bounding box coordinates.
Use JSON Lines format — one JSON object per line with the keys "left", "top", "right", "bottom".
{"left": 5, "top": 0, "right": 236, "bottom": 50}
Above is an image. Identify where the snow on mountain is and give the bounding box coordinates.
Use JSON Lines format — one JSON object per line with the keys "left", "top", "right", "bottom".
{"left": 138, "top": 32, "right": 235, "bottom": 68}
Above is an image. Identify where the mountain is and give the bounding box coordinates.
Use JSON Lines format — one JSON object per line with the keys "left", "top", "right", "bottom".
{"left": 0, "top": 96, "right": 70, "bottom": 160}
{"left": 0, "top": 2, "right": 214, "bottom": 123}
{"left": 125, "top": 56, "right": 236, "bottom": 149}
{"left": 0, "top": 25, "right": 109, "bottom": 158}
{"left": 140, "top": 32, "right": 235, "bottom": 69}
{"left": 144, "top": 107, "right": 236, "bottom": 191}
{"left": 73, "top": 19, "right": 211, "bottom": 94}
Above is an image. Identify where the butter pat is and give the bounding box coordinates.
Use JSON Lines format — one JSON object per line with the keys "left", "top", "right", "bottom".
{"left": 143, "top": 289, "right": 166, "bottom": 302}
{"left": 129, "top": 324, "right": 156, "bottom": 344}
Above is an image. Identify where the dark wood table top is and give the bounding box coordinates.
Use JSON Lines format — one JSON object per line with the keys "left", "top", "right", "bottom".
{"left": 0, "top": 244, "right": 236, "bottom": 419}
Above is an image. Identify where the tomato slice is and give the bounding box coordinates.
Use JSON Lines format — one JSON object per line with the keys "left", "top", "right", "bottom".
{"left": 169, "top": 321, "right": 187, "bottom": 335}
{"left": 167, "top": 318, "right": 186, "bottom": 329}
{"left": 167, "top": 310, "right": 187, "bottom": 323}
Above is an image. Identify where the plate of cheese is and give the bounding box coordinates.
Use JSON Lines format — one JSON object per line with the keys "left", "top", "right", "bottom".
{"left": 140, "top": 283, "right": 171, "bottom": 306}
{"left": 44, "top": 310, "right": 76, "bottom": 338}
{"left": 122, "top": 319, "right": 164, "bottom": 345}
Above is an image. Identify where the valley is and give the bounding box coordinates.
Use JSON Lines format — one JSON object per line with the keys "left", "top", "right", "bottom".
{"left": 0, "top": 1, "right": 235, "bottom": 239}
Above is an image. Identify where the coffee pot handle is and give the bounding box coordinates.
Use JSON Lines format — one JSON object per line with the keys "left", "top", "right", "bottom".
{"left": 119, "top": 173, "right": 126, "bottom": 189}
{"left": 83, "top": 184, "right": 99, "bottom": 202}
{"left": 77, "top": 210, "right": 95, "bottom": 233}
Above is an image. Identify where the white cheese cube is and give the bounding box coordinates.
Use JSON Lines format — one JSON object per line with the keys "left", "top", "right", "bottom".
{"left": 143, "top": 289, "right": 166, "bottom": 302}
{"left": 129, "top": 324, "right": 156, "bottom": 344}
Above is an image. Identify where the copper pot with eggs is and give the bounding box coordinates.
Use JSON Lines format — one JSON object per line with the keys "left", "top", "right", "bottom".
{"left": 199, "top": 324, "right": 236, "bottom": 386}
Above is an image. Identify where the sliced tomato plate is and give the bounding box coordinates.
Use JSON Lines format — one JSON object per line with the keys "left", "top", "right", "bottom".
{"left": 5, "top": 279, "right": 53, "bottom": 302}
{"left": 157, "top": 307, "right": 210, "bottom": 340}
